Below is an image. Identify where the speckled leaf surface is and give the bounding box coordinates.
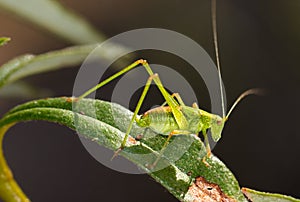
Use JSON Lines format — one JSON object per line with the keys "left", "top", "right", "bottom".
{"left": 0, "top": 97, "right": 247, "bottom": 201}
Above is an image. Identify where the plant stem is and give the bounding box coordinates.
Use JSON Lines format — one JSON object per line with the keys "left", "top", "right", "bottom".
{"left": 0, "top": 123, "right": 30, "bottom": 202}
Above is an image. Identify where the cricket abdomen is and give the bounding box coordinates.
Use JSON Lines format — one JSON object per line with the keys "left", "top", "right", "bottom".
{"left": 137, "top": 106, "right": 180, "bottom": 135}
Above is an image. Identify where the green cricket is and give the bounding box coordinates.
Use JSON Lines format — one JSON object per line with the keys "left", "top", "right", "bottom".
{"left": 78, "top": 0, "right": 260, "bottom": 167}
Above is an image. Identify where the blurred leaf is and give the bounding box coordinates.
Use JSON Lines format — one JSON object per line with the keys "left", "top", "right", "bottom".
{"left": 242, "top": 188, "right": 300, "bottom": 202}
{"left": 0, "top": 45, "right": 94, "bottom": 88}
{"left": 0, "top": 98, "right": 248, "bottom": 201}
{"left": 0, "top": 0, "right": 103, "bottom": 44}
{"left": 0, "top": 37, "right": 10, "bottom": 46}
{"left": 0, "top": 44, "right": 130, "bottom": 89}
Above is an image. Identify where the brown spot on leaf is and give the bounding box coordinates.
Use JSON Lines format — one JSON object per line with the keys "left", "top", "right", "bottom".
{"left": 135, "top": 134, "right": 143, "bottom": 140}
{"left": 185, "top": 177, "right": 236, "bottom": 202}
{"left": 128, "top": 136, "right": 137, "bottom": 144}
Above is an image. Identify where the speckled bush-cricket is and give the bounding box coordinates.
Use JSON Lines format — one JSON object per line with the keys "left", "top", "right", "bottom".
{"left": 78, "top": 0, "right": 260, "bottom": 166}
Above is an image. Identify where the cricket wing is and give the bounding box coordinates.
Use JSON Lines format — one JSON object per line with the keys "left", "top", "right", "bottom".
{"left": 169, "top": 105, "right": 189, "bottom": 129}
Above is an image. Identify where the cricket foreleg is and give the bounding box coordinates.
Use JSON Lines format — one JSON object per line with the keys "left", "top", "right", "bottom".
{"left": 202, "top": 129, "right": 211, "bottom": 167}
{"left": 202, "top": 129, "right": 211, "bottom": 157}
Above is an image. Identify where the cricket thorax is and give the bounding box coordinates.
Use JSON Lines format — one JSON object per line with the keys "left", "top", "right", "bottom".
{"left": 137, "top": 106, "right": 180, "bottom": 135}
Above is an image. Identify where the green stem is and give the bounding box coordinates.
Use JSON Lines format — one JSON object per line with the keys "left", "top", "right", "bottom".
{"left": 0, "top": 123, "right": 30, "bottom": 202}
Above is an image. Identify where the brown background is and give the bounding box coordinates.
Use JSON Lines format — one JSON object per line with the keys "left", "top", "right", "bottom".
{"left": 0, "top": 0, "right": 299, "bottom": 201}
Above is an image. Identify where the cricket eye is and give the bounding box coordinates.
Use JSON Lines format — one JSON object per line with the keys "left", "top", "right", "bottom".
{"left": 217, "top": 120, "right": 222, "bottom": 125}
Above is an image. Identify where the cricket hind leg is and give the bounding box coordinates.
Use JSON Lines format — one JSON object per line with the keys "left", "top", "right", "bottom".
{"left": 140, "top": 61, "right": 189, "bottom": 129}
{"left": 78, "top": 59, "right": 176, "bottom": 103}
{"left": 78, "top": 59, "right": 153, "bottom": 100}
{"left": 116, "top": 73, "right": 183, "bottom": 158}
{"left": 77, "top": 59, "right": 187, "bottom": 157}
{"left": 112, "top": 73, "right": 159, "bottom": 159}
{"left": 161, "top": 93, "right": 186, "bottom": 107}
{"left": 114, "top": 72, "right": 185, "bottom": 159}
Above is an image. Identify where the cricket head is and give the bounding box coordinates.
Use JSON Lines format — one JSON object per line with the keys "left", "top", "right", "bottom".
{"left": 210, "top": 115, "right": 225, "bottom": 142}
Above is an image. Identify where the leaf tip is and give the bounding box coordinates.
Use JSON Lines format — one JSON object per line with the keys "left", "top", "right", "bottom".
{"left": 0, "top": 37, "right": 11, "bottom": 46}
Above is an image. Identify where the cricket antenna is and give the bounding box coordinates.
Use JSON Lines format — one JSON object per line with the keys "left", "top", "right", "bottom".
{"left": 225, "top": 88, "right": 264, "bottom": 120}
{"left": 211, "top": 0, "right": 226, "bottom": 118}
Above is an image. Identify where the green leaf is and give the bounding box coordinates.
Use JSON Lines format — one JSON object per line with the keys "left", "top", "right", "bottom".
{"left": 0, "top": 37, "right": 10, "bottom": 46}
{"left": 0, "top": 98, "right": 247, "bottom": 202}
{"left": 0, "top": 44, "right": 94, "bottom": 88}
{"left": 242, "top": 188, "right": 300, "bottom": 202}
{"left": 0, "top": 44, "right": 129, "bottom": 89}
{"left": 0, "top": 0, "right": 103, "bottom": 44}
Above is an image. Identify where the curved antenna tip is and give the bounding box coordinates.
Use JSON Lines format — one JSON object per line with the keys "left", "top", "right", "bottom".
{"left": 244, "top": 88, "right": 266, "bottom": 96}
{"left": 225, "top": 88, "right": 265, "bottom": 120}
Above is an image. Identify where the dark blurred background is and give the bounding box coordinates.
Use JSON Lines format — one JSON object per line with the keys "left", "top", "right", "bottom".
{"left": 0, "top": 0, "right": 299, "bottom": 201}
